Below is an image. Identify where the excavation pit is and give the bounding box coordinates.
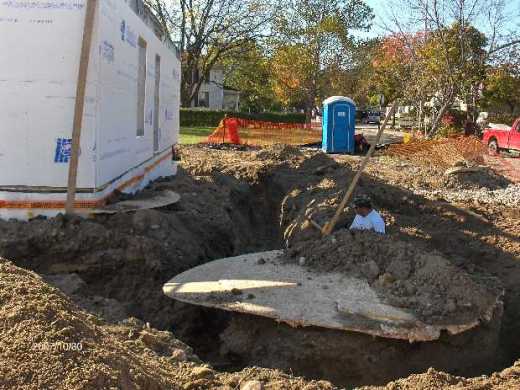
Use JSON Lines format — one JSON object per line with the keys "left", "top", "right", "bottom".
{"left": 164, "top": 235, "right": 504, "bottom": 387}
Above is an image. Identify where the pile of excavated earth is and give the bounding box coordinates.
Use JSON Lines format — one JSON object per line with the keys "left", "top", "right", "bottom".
{"left": 285, "top": 230, "right": 501, "bottom": 324}
{"left": 0, "top": 258, "right": 334, "bottom": 390}
{"left": 364, "top": 155, "right": 519, "bottom": 207}
{"left": 1, "top": 143, "right": 519, "bottom": 389}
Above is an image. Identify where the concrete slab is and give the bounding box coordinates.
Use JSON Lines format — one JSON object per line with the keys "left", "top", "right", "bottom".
{"left": 163, "top": 251, "right": 496, "bottom": 342}
{"left": 88, "top": 190, "right": 180, "bottom": 214}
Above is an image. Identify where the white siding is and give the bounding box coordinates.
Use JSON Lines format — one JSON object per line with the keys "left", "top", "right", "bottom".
{"left": 0, "top": 0, "right": 98, "bottom": 188}
{"left": 195, "top": 68, "right": 225, "bottom": 109}
{"left": 95, "top": 0, "right": 180, "bottom": 187}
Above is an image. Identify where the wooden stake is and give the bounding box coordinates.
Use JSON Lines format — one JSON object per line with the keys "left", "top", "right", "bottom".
{"left": 65, "top": 0, "right": 97, "bottom": 214}
{"left": 321, "top": 101, "right": 398, "bottom": 236}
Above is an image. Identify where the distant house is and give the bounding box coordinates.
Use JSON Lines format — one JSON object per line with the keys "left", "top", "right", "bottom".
{"left": 192, "top": 66, "right": 240, "bottom": 111}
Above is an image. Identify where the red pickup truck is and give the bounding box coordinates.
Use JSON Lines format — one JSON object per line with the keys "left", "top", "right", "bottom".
{"left": 483, "top": 118, "right": 520, "bottom": 155}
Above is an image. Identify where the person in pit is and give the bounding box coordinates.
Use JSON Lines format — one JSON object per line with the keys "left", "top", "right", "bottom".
{"left": 349, "top": 195, "right": 386, "bottom": 234}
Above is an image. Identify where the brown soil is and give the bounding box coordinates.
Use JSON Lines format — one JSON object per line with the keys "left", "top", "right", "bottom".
{"left": 284, "top": 230, "right": 502, "bottom": 325}
{"left": 220, "top": 310, "right": 502, "bottom": 388}
{"left": 360, "top": 363, "right": 520, "bottom": 389}
{"left": 0, "top": 167, "right": 280, "bottom": 330}
{"left": 1, "top": 143, "right": 519, "bottom": 389}
{"left": 0, "top": 258, "right": 334, "bottom": 390}
{"left": 364, "top": 155, "right": 512, "bottom": 191}
{"left": 176, "top": 144, "right": 520, "bottom": 387}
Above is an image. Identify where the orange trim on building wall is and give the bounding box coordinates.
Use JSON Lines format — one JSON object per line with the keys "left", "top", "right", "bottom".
{"left": 0, "top": 152, "right": 173, "bottom": 210}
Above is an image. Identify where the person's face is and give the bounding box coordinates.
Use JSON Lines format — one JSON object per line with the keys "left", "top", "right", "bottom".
{"left": 355, "top": 206, "right": 371, "bottom": 217}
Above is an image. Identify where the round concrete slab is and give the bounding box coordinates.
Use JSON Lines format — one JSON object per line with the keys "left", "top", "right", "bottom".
{"left": 163, "top": 251, "right": 499, "bottom": 342}
{"left": 88, "top": 190, "right": 180, "bottom": 214}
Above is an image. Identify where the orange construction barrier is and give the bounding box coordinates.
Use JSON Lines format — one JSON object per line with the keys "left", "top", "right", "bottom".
{"left": 226, "top": 118, "right": 241, "bottom": 144}
{"left": 206, "top": 117, "right": 320, "bottom": 146}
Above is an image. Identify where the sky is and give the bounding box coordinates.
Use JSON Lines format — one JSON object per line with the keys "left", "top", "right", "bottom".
{"left": 353, "top": 0, "right": 520, "bottom": 40}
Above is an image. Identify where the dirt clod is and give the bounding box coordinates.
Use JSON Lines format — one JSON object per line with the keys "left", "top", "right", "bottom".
{"left": 241, "top": 380, "right": 263, "bottom": 390}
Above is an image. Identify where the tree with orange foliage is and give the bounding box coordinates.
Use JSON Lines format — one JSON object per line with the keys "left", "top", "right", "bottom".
{"left": 271, "top": 0, "right": 374, "bottom": 121}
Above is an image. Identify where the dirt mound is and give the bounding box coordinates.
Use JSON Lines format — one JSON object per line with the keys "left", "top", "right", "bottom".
{"left": 254, "top": 144, "right": 304, "bottom": 161}
{"left": 284, "top": 230, "right": 502, "bottom": 324}
{"left": 0, "top": 258, "right": 195, "bottom": 389}
{"left": 360, "top": 362, "right": 520, "bottom": 389}
{"left": 365, "top": 156, "right": 512, "bottom": 193}
{"left": 0, "top": 258, "right": 336, "bottom": 390}
{"left": 443, "top": 167, "right": 510, "bottom": 190}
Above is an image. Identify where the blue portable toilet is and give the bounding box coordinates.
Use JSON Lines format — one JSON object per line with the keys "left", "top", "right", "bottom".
{"left": 322, "top": 96, "right": 356, "bottom": 153}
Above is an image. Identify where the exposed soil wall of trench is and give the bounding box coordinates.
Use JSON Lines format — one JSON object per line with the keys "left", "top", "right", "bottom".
{"left": 220, "top": 309, "right": 503, "bottom": 388}
{"left": 0, "top": 165, "right": 286, "bottom": 361}
{"left": 1, "top": 145, "right": 519, "bottom": 389}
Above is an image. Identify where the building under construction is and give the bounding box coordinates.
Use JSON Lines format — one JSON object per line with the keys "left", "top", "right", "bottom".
{"left": 0, "top": 0, "right": 181, "bottom": 220}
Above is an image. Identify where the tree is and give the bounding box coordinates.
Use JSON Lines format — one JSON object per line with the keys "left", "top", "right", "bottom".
{"left": 368, "top": 34, "right": 417, "bottom": 102}
{"left": 379, "top": 0, "right": 520, "bottom": 136}
{"left": 482, "top": 65, "right": 520, "bottom": 114}
{"left": 272, "top": 0, "right": 374, "bottom": 120}
{"left": 221, "top": 43, "right": 280, "bottom": 112}
{"left": 147, "top": 0, "right": 280, "bottom": 107}
{"left": 321, "top": 38, "right": 379, "bottom": 107}
{"left": 418, "top": 23, "right": 487, "bottom": 135}
{"left": 270, "top": 44, "right": 318, "bottom": 112}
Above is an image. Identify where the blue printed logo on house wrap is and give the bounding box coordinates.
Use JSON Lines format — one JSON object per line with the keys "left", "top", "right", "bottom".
{"left": 54, "top": 138, "right": 72, "bottom": 163}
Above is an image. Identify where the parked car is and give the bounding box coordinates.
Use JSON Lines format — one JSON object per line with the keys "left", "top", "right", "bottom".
{"left": 361, "top": 111, "right": 381, "bottom": 124}
{"left": 482, "top": 117, "right": 520, "bottom": 155}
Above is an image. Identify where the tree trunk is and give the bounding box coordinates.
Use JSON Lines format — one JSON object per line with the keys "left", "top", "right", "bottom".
{"left": 417, "top": 101, "right": 423, "bottom": 131}
{"left": 427, "top": 96, "right": 453, "bottom": 138}
{"left": 305, "top": 95, "right": 314, "bottom": 124}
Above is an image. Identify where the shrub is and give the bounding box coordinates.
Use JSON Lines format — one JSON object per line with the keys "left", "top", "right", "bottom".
{"left": 180, "top": 109, "right": 306, "bottom": 127}
{"left": 441, "top": 109, "right": 466, "bottom": 128}
{"left": 436, "top": 124, "right": 464, "bottom": 138}
{"left": 486, "top": 112, "right": 516, "bottom": 126}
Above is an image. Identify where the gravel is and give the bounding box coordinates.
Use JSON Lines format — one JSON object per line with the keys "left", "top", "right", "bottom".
{"left": 415, "top": 184, "right": 519, "bottom": 207}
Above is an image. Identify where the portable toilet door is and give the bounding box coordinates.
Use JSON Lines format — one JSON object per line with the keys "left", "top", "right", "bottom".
{"left": 322, "top": 96, "right": 356, "bottom": 153}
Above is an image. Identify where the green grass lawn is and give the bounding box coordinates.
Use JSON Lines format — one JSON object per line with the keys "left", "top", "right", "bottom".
{"left": 179, "top": 127, "right": 214, "bottom": 144}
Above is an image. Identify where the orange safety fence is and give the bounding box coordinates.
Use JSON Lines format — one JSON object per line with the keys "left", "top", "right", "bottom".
{"left": 207, "top": 118, "right": 322, "bottom": 146}
{"left": 386, "top": 136, "right": 486, "bottom": 168}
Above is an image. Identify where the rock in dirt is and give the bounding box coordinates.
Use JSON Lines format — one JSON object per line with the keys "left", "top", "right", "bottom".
{"left": 43, "top": 273, "right": 129, "bottom": 323}
{"left": 284, "top": 230, "right": 502, "bottom": 324}
{"left": 241, "top": 380, "right": 263, "bottom": 390}
{"left": 191, "top": 366, "right": 215, "bottom": 379}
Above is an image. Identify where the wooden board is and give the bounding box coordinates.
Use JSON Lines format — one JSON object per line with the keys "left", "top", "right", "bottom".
{"left": 163, "top": 251, "right": 498, "bottom": 342}
{"left": 66, "top": 0, "right": 98, "bottom": 214}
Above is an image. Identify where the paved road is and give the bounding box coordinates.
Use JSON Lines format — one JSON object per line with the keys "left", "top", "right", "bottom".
{"left": 356, "top": 124, "right": 405, "bottom": 145}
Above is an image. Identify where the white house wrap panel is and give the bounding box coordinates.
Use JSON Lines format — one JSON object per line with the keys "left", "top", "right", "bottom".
{"left": 0, "top": 0, "right": 181, "bottom": 220}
